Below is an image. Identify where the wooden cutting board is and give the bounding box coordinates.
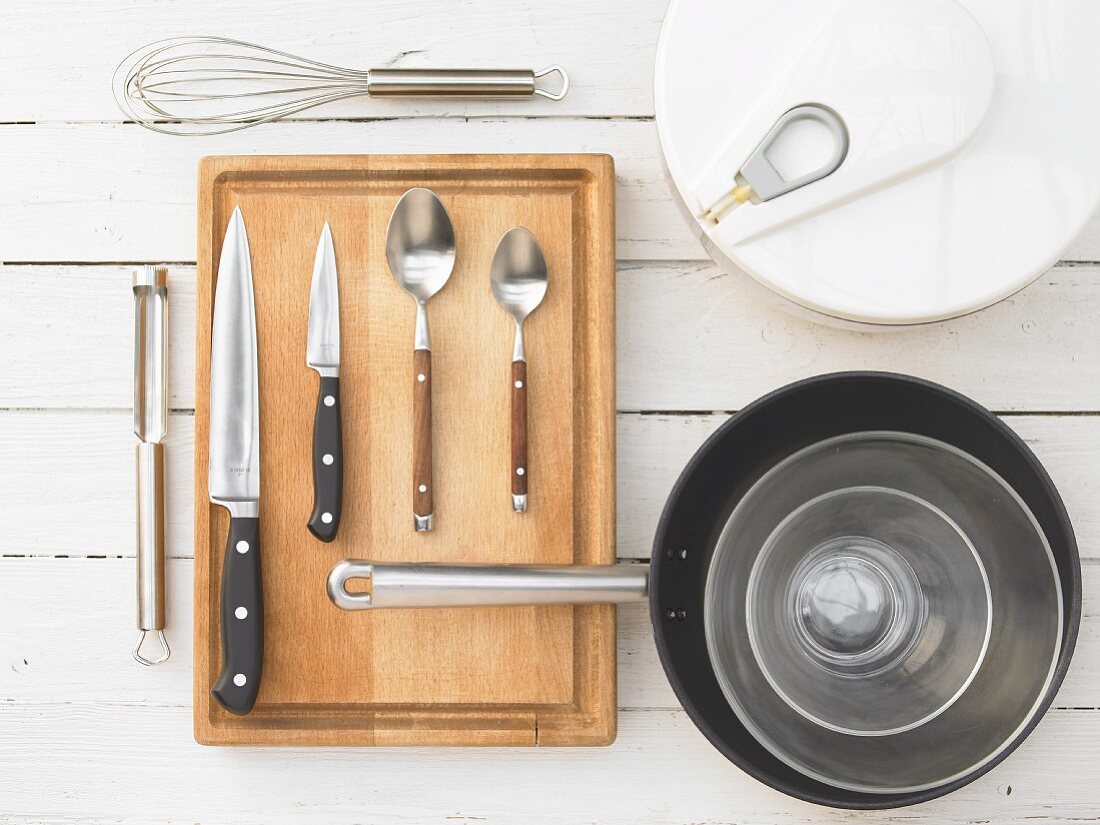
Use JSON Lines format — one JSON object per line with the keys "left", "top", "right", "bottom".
{"left": 193, "top": 154, "right": 616, "bottom": 746}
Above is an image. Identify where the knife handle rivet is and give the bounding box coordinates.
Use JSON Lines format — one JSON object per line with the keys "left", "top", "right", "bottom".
{"left": 233, "top": 673, "right": 247, "bottom": 687}
{"left": 234, "top": 606, "right": 248, "bottom": 620}
{"left": 324, "top": 395, "right": 336, "bottom": 407}
{"left": 515, "top": 380, "right": 524, "bottom": 389}
{"left": 419, "top": 484, "right": 428, "bottom": 493}
{"left": 321, "top": 512, "right": 333, "bottom": 524}
{"left": 235, "top": 540, "right": 250, "bottom": 554}
{"left": 516, "top": 467, "right": 526, "bottom": 476}
{"left": 323, "top": 453, "right": 334, "bottom": 466}
{"left": 417, "top": 373, "right": 426, "bottom": 383}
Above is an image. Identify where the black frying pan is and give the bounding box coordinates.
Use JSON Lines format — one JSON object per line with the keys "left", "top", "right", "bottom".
{"left": 650, "top": 372, "right": 1081, "bottom": 808}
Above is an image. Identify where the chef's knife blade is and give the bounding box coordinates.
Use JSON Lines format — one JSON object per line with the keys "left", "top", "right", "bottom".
{"left": 208, "top": 206, "right": 263, "bottom": 716}
{"left": 306, "top": 222, "right": 343, "bottom": 542}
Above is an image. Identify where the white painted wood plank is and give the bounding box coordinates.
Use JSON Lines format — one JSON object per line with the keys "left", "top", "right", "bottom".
{"left": 1, "top": 123, "right": 1097, "bottom": 264}
{"left": 4, "top": 264, "right": 1100, "bottom": 413}
{"left": 0, "top": 0, "right": 664, "bottom": 121}
{"left": 0, "top": 411, "right": 196, "bottom": 558}
{"left": 0, "top": 121, "right": 691, "bottom": 262}
{"left": 0, "top": 267, "right": 197, "bottom": 410}
{"left": 618, "top": 412, "right": 1100, "bottom": 562}
{"left": 1, "top": 557, "right": 1095, "bottom": 712}
{"left": 0, "top": 697, "right": 1095, "bottom": 823}
{"left": 4, "top": 410, "right": 1099, "bottom": 561}
{"left": 618, "top": 261, "right": 1100, "bottom": 412}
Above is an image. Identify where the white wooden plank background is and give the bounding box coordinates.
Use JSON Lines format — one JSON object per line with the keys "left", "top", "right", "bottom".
{"left": 0, "top": 1, "right": 1097, "bottom": 822}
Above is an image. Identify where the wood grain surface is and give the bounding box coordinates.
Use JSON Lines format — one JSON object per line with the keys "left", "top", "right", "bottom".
{"left": 413, "top": 348, "right": 433, "bottom": 522}
{"left": 193, "top": 153, "right": 616, "bottom": 745}
{"left": 511, "top": 360, "right": 528, "bottom": 499}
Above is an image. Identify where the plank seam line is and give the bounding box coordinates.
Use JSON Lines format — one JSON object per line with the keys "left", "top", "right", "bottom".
{"left": 5, "top": 408, "right": 1100, "bottom": 416}
{"left": 0, "top": 115, "right": 658, "bottom": 128}
{"left": 1, "top": 260, "right": 197, "bottom": 267}
{"left": 0, "top": 407, "right": 196, "bottom": 414}
{"left": 3, "top": 259, "right": 1097, "bottom": 268}
{"left": 0, "top": 701, "right": 1094, "bottom": 714}
{"left": 5, "top": 558, "right": 1100, "bottom": 569}
{"left": 617, "top": 410, "right": 1100, "bottom": 417}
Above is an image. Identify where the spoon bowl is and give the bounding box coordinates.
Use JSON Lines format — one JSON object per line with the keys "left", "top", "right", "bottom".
{"left": 386, "top": 188, "right": 456, "bottom": 302}
{"left": 491, "top": 227, "right": 548, "bottom": 322}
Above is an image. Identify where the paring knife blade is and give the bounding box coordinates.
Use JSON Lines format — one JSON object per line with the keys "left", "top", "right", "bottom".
{"left": 306, "top": 222, "right": 343, "bottom": 541}
{"left": 208, "top": 205, "right": 263, "bottom": 716}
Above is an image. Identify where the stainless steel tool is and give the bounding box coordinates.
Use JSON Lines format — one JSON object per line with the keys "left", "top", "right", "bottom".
{"left": 112, "top": 37, "right": 569, "bottom": 136}
{"left": 490, "top": 228, "right": 548, "bottom": 513}
{"left": 306, "top": 223, "right": 343, "bottom": 542}
{"left": 208, "top": 206, "right": 264, "bottom": 716}
{"left": 133, "top": 266, "right": 170, "bottom": 666}
{"left": 386, "top": 189, "right": 456, "bottom": 533}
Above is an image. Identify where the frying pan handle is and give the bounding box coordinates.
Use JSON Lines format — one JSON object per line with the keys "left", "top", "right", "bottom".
{"left": 327, "top": 561, "right": 649, "bottom": 609}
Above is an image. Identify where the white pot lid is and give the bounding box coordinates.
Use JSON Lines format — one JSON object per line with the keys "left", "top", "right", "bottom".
{"left": 656, "top": 0, "right": 1100, "bottom": 324}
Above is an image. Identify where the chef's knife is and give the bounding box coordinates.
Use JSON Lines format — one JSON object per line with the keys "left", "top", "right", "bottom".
{"left": 208, "top": 206, "right": 263, "bottom": 716}
{"left": 306, "top": 222, "right": 343, "bottom": 542}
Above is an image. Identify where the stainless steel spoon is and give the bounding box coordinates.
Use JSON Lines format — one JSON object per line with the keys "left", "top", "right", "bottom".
{"left": 386, "top": 188, "right": 456, "bottom": 532}
{"left": 490, "top": 227, "right": 549, "bottom": 513}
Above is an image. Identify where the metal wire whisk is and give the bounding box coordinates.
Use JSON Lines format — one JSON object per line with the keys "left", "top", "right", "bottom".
{"left": 113, "top": 37, "right": 569, "bottom": 136}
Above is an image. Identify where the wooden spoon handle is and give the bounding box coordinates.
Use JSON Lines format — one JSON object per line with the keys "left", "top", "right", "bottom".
{"left": 413, "top": 349, "right": 433, "bottom": 531}
{"left": 511, "top": 360, "right": 528, "bottom": 511}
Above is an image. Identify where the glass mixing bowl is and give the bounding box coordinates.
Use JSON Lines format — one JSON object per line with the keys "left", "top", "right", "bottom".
{"left": 705, "top": 431, "right": 1062, "bottom": 793}
{"left": 746, "top": 485, "right": 991, "bottom": 735}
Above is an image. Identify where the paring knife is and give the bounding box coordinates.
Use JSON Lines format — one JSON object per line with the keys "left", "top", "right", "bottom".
{"left": 208, "top": 206, "right": 263, "bottom": 716}
{"left": 306, "top": 223, "right": 343, "bottom": 541}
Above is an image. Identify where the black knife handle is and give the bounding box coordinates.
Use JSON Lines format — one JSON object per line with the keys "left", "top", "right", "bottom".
{"left": 308, "top": 375, "right": 343, "bottom": 542}
{"left": 211, "top": 516, "right": 263, "bottom": 716}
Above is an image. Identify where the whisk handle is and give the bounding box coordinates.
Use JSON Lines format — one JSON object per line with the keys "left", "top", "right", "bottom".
{"left": 367, "top": 67, "right": 567, "bottom": 100}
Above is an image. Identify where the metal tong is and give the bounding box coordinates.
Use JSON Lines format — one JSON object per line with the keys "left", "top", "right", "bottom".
{"left": 133, "top": 267, "right": 170, "bottom": 665}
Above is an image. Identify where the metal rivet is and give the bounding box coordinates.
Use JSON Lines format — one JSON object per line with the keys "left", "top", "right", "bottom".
{"left": 418, "top": 484, "right": 427, "bottom": 493}
{"left": 233, "top": 673, "right": 247, "bottom": 687}
{"left": 666, "top": 609, "right": 677, "bottom": 622}
{"left": 322, "top": 453, "right": 334, "bottom": 466}
{"left": 417, "top": 373, "right": 426, "bottom": 383}
{"left": 516, "top": 467, "right": 525, "bottom": 476}
{"left": 235, "top": 540, "right": 249, "bottom": 554}
{"left": 321, "top": 512, "right": 333, "bottom": 524}
{"left": 515, "top": 380, "right": 523, "bottom": 389}
{"left": 676, "top": 609, "right": 687, "bottom": 622}
{"left": 235, "top": 606, "right": 248, "bottom": 620}
{"left": 324, "top": 395, "right": 335, "bottom": 407}
{"left": 679, "top": 548, "right": 688, "bottom": 560}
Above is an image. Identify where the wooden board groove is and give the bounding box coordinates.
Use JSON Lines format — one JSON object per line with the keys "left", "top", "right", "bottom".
{"left": 193, "top": 153, "right": 616, "bottom": 745}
